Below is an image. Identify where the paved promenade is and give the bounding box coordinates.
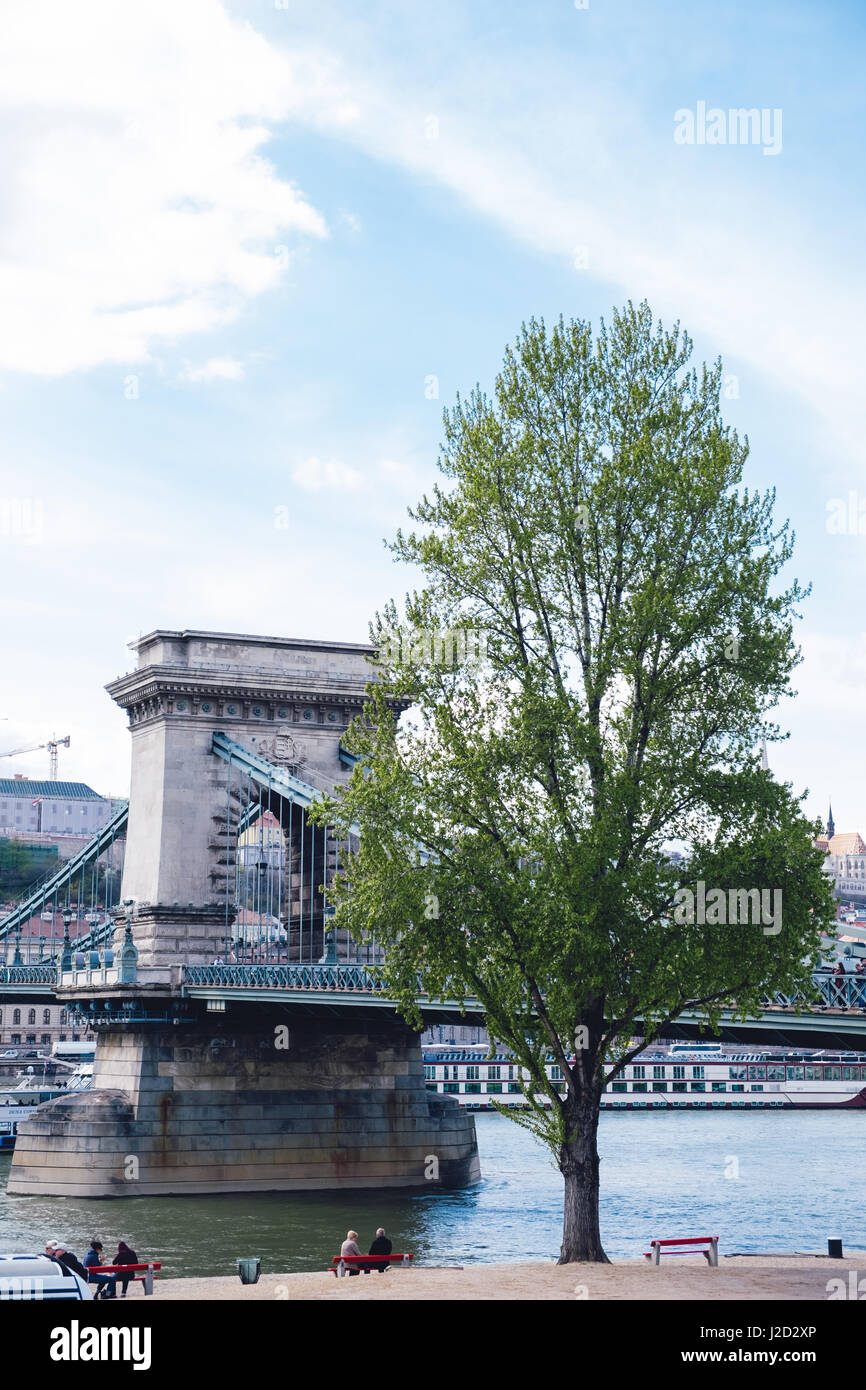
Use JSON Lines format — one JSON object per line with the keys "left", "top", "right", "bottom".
{"left": 144, "top": 1254, "right": 866, "bottom": 1300}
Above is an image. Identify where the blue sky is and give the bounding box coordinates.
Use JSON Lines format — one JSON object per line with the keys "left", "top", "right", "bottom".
{"left": 0, "top": 0, "right": 864, "bottom": 831}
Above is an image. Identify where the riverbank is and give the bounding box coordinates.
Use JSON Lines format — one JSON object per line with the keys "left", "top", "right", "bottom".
{"left": 146, "top": 1255, "right": 865, "bottom": 1300}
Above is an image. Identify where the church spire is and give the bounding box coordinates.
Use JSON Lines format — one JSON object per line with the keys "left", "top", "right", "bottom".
{"left": 827, "top": 802, "right": 835, "bottom": 839}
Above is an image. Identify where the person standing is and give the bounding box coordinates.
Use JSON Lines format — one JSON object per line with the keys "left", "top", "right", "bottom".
{"left": 367, "top": 1227, "right": 393, "bottom": 1273}
{"left": 114, "top": 1240, "right": 139, "bottom": 1298}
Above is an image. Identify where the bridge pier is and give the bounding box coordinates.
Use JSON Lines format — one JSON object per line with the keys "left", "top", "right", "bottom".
{"left": 7, "top": 1012, "right": 480, "bottom": 1197}
{"left": 7, "top": 631, "right": 480, "bottom": 1197}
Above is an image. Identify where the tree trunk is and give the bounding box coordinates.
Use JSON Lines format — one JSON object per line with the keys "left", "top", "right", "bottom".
{"left": 558, "top": 1086, "right": 610, "bottom": 1263}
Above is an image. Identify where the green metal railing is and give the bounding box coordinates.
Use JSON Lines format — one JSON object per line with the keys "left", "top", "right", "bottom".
{"left": 183, "top": 962, "right": 387, "bottom": 992}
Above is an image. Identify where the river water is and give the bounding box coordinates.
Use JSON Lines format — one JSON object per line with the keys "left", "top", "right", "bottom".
{"left": 2, "top": 1111, "right": 864, "bottom": 1276}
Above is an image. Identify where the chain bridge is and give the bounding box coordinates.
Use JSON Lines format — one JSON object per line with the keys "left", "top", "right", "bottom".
{"left": 1, "top": 628, "right": 864, "bottom": 1196}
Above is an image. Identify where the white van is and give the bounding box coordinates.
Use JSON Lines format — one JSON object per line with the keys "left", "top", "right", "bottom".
{"left": 0, "top": 1253, "right": 93, "bottom": 1300}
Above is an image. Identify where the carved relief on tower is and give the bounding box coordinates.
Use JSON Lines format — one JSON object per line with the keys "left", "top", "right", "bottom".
{"left": 258, "top": 726, "right": 305, "bottom": 773}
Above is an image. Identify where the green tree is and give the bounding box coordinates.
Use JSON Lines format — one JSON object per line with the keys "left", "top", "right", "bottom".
{"left": 314, "top": 303, "right": 836, "bottom": 1263}
{"left": 0, "top": 838, "right": 58, "bottom": 901}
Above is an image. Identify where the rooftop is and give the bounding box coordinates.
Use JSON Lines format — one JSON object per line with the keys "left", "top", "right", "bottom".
{"left": 0, "top": 780, "right": 103, "bottom": 801}
{"left": 828, "top": 832, "right": 866, "bottom": 856}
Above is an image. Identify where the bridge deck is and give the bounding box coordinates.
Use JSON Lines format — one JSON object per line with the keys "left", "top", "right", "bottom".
{"left": 5, "top": 962, "right": 866, "bottom": 1044}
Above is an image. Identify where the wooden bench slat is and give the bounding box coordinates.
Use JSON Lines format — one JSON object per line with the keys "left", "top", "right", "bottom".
{"left": 88, "top": 1262, "right": 161, "bottom": 1295}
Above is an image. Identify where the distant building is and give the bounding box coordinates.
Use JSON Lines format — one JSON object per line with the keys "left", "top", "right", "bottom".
{"left": 815, "top": 803, "right": 866, "bottom": 902}
{"left": 0, "top": 1001, "right": 93, "bottom": 1057}
{"left": 0, "top": 776, "right": 120, "bottom": 840}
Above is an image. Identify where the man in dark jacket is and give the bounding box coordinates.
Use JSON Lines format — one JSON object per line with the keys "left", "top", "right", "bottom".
{"left": 367, "top": 1228, "right": 393, "bottom": 1273}
{"left": 50, "top": 1242, "right": 88, "bottom": 1280}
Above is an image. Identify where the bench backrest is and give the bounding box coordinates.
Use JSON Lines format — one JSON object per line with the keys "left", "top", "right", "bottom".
{"left": 89, "top": 1263, "right": 162, "bottom": 1274}
{"left": 650, "top": 1238, "right": 717, "bottom": 1248}
{"left": 332, "top": 1254, "right": 412, "bottom": 1263}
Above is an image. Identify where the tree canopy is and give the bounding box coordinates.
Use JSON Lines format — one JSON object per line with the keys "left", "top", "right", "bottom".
{"left": 313, "top": 302, "right": 836, "bottom": 1260}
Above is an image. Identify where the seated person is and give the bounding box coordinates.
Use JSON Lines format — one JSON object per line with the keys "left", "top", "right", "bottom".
{"left": 83, "top": 1239, "right": 118, "bottom": 1300}
{"left": 340, "top": 1231, "right": 362, "bottom": 1275}
{"left": 114, "top": 1240, "right": 139, "bottom": 1298}
{"left": 366, "top": 1228, "right": 393, "bottom": 1273}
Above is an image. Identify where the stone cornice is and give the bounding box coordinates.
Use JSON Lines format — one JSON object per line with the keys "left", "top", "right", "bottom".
{"left": 107, "top": 664, "right": 371, "bottom": 704}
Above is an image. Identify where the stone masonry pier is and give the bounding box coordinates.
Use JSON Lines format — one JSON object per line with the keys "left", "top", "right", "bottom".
{"left": 9, "top": 1016, "right": 480, "bottom": 1197}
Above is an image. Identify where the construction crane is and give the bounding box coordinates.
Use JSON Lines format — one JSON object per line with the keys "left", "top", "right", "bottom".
{"left": 0, "top": 734, "right": 71, "bottom": 779}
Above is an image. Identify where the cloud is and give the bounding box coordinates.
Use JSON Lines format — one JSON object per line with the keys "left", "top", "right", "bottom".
{"left": 290, "top": 456, "right": 364, "bottom": 492}
{"left": 178, "top": 357, "right": 245, "bottom": 384}
{"left": 0, "top": 0, "right": 329, "bottom": 375}
{"left": 260, "top": 9, "right": 865, "bottom": 466}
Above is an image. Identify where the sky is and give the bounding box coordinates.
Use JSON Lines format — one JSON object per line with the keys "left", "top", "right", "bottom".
{"left": 0, "top": 0, "right": 864, "bottom": 827}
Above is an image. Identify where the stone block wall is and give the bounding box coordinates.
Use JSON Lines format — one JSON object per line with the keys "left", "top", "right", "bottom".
{"left": 7, "top": 1019, "right": 480, "bottom": 1197}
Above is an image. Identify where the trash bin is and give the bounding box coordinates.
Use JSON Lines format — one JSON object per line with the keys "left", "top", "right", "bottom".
{"left": 237, "top": 1257, "right": 262, "bottom": 1284}
{"left": 828, "top": 1239, "right": 843, "bottom": 1259}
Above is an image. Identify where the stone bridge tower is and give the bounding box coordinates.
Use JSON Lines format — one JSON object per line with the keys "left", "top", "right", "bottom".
{"left": 106, "top": 629, "right": 371, "bottom": 969}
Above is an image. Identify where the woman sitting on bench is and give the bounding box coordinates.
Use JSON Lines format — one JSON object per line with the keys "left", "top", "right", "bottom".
{"left": 114, "top": 1240, "right": 139, "bottom": 1298}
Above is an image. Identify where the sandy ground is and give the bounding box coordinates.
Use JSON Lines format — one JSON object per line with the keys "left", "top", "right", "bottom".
{"left": 134, "top": 1254, "right": 866, "bottom": 1301}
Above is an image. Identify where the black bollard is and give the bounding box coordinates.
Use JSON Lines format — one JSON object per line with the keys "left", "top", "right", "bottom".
{"left": 828, "top": 1239, "right": 843, "bottom": 1259}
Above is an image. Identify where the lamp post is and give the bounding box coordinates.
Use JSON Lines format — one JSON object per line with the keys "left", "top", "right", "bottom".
{"left": 60, "top": 909, "right": 73, "bottom": 972}
{"left": 12, "top": 923, "right": 23, "bottom": 966}
{"left": 319, "top": 903, "right": 338, "bottom": 966}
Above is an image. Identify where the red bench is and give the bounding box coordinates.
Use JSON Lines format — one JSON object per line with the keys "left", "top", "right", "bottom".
{"left": 89, "top": 1262, "right": 162, "bottom": 1295}
{"left": 643, "top": 1237, "right": 718, "bottom": 1267}
{"left": 331, "top": 1254, "right": 414, "bottom": 1277}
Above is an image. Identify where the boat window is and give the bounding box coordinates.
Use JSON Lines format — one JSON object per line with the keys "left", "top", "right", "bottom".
{"left": 672, "top": 1065, "right": 685, "bottom": 1079}
{"left": 653, "top": 1065, "right": 666, "bottom": 1079}
{"left": 486, "top": 1083, "right": 502, "bottom": 1094}
{"left": 711, "top": 1082, "right": 726, "bottom": 1092}
{"left": 691, "top": 1066, "right": 704, "bottom": 1079}
{"left": 767, "top": 1065, "right": 785, "bottom": 1080}
{"left": 787, "top": 1067, "right": 805, "bottom": 1080}
{"left": 731, "top": 1084, "right": 745, "bottom": 1092}
{"left": 804, "top": 1066, "right": 820, "bottom": 1080}
{"left": 487, "top": 1065, "right": 500, "bottom": 1080}
{"left": 632, "top": 1065, "right": 645, "bottom": 1079}
{"left": 652, "top": 1082, "right": 667, "bottom": 1092}
{"left": 824, "top": 1066, "right": 842, "bottom": 1080}
{"left": 632, "top": 1082, "right": 647, "bottom": 1093}
{"left": 671, "top": 1082, "right": 687, "bottom": 1092}
{"left": 750, "top": 1084, "right": 764, "bottom": 1092}
{"left": 690, "top": 1082, "right": 706, "bottom": 1092}
{"left": 729, "top": 1066, "right": 746, "bottom": 1079}
{"left": 748, "top": 1066, "right": 766, "bottom": 1080}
